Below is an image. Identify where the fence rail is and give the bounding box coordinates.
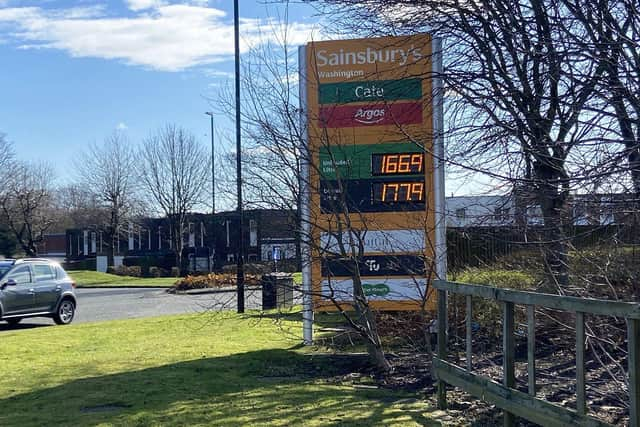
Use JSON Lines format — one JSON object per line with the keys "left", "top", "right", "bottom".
{"left": 433, "top": 279, "right": 640, "bottom": 427}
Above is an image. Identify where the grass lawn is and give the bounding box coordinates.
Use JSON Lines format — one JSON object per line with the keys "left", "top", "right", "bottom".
{"left": 0, "top": 312, "right": 440, "bottom": 426}
{"left": 69, "top": 270, "right": 179, "bottom": 287}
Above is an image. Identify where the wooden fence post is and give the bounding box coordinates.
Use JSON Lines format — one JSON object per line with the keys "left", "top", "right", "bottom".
{"left": 503, "top": 301, "right": 515, "bottom": 427}
{"left": 629, "top": 318, "right": 640, "bottom": 427}
{"left": 437, "top": 289, "right": 447, "bottom": 410}
{"left": 466, "top": 295, "right": 472, "bottom": 372}
{"left": 527, "top": 305, "right": 536, "bottom": 396}
{"left": 576, "top": 312, "right": 586, "bottom": 416}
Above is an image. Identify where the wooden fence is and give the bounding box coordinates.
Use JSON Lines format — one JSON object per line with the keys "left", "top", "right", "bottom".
{"left": 433, "top": 280, "right": 640, "bottom": 427}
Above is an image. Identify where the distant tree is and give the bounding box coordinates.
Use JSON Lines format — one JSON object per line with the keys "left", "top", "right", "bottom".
{"left": 138, "top": 125, "right": 210, "bottom": 268}
{"left": 0, "top": 133, "right": 18, "bottom": 256}
{"left": 54, "top": 184, "right": 109, "bottom": 231}
{"left": 0, "top": 161, "right": 56, "bottom": 256}
{"left": 0, "top": 133, "right": 14, "bottom": 174}
{"left": 74, "top": 132, "right": 138, "bottom": 265}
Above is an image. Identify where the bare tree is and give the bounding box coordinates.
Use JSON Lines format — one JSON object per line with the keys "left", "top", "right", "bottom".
{"left": 54, "top": 184, "right": 108, "bottom": 231}
{"left": 562, "top": 0, "right": 640, "bottom": 196}
{"left": 0, "top": 161, "right": 56, "bottom": 256}
{"left": 0, "top": 133, "right": 14, "bottom": 174}
{"left": 138, "top": 125, "right": 210, "bottom": 269}
{"left": 215, "top": 19, "right": 441, "bottom": 372}
{"left": 75, "top": 131, "right": 138, "bottom": 265}
{"left": 309, "top": 0, "right": 617, "bottom": 291}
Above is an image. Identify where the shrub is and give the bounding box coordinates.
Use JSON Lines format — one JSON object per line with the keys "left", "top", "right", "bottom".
{"left": 449, "top": 268, "right": 537, "bottom": 339}
{"left": 149, "top": 266, "right": 170, "bottom": 277}
{"left": 567, "top": 247, "right": 640, "bottom": 300}
{"left": 105, "top": 265, "right": 142, "bottom": 277}
{"left": 169, "top": 273, "right": 261, "bottom": 292}
{"left": 453, "top": 268, "right": 537, "bottom": 290}
{"left": 125, "top": 266, "right": 142, "bottom": 277}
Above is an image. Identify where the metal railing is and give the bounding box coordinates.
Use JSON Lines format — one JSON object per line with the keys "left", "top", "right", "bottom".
{"left": 433, "top": 279, "right": 640, "bottom": 427}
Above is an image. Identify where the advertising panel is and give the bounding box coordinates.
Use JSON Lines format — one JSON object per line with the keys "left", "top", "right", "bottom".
{"left": 303, "top": 34, "right": 438, "bottom": 311}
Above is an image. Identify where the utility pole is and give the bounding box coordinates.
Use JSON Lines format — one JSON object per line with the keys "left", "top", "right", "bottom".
{"left": 205, "top": 111, "right": 216, "bottom": 273}
{"left": 205, "top": 112, "right": 215, "bottom": 215}
{"left": 234, "top": 0, "right": 245, "bottom": 313}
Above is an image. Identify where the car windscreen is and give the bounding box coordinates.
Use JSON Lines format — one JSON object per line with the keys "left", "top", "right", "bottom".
{"left": 0, "top": 265, "right": 12, "bottom": 279}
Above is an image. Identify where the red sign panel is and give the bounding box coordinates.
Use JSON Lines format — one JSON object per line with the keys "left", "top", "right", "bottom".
{"left": 319, "top": 102, "right": 423, "bottom": 128}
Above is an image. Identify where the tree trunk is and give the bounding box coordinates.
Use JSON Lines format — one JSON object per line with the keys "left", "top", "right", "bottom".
{"left": 534, "top": 162, "right": 570, "bottom": 292}
{"left": 352, "top": 273, "right": 392, "bottom": 372}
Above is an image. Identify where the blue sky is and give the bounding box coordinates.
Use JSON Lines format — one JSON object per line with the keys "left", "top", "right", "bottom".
{"left": 0, "top": 0, "right": 321, "bottom": 186}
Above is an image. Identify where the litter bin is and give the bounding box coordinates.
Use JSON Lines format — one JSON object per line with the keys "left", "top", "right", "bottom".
{"left": 262, "top": 273, "right": 294, "bottom": 310}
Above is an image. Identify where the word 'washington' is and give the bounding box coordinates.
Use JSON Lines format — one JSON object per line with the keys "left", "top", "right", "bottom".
{"left": 316, "top": 45, "right": 424, "bottom": 67}
{"left": 318, "top": 69, "right": 365, "bottom": 79}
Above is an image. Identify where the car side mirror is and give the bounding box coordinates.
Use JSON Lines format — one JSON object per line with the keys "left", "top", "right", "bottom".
{"left": 1, "top": 279, "right": 17, "bottom": 290}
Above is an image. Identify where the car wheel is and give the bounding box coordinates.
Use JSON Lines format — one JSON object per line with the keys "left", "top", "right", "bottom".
{"left": 54, "top": 299, "right": 75, "bottom": 325}
{"left": 6, "top": 318, "right": 21, "bottom": 326}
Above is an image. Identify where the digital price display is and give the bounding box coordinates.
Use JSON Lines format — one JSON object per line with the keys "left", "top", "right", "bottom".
{"left": 372, "top": 153, "right": 424, "bottom": 176}
{"left": 319, "top": 150, "right": 427, "bottom": 212}
{"left": 372, "top": 181, "right": 425, "bottom": 203}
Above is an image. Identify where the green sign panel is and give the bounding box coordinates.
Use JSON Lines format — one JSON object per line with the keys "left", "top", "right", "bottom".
{"left": 319, "top": 142, "right": 423, "bottom": 180}
{"left": 363, "top": 284, "right": 391, "bottom": 297}
{"left": 319, "top": 79, "right": 422, "bottom": 105}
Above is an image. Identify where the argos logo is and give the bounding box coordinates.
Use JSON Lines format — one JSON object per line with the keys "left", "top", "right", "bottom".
{"left": 319, "top": 102, "right": 422, "bottom": 128}
{"left": 354, "top": 108, "right": 386, "bottom": 124}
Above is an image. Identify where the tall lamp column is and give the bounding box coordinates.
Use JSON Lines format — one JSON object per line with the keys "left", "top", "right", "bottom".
{"left": 234, "top": 0, "right": 245, "bottom": 313}
{"left": 205, "top": 112, "right": 215, "bottom": 215}
{"left": 205, "top": 112, "right": 215, "bottom": 273}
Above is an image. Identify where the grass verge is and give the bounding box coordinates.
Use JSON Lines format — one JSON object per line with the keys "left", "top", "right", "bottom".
{"left": 69, "top": 270, "right": 179, "bottom": 287}
{"left": 0, "top": 312, "right": 438, "bottom": 426}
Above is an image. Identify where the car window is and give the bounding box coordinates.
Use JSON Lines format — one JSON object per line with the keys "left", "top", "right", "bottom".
{"left": 34, "top": 264, "right": 55, "bottom": 282}
{"left": 0, "top": 264, "right": 12, "bottom": 279}
{"left": 7, "top": 265, "right": 32, "bottom": 285}
{"left": 54, "top": 265, "right": 68, "bottom": 280}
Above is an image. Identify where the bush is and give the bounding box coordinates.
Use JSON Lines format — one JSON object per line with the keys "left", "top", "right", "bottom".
{"left": 568, "top": 247, "right": 640, "bottom": 284}
{"left": 170, "top": 267, "right": 180, "bottom": 277}
{"left": 148, "top": 266, "right": 170, "bottom": 277}
{"left": 169, "top": 273, "right": 262, "bottom": 292}
{"left": 106, "top": 265, "right": 142, "bottom": 277}
{"left": 453, "top": 268, "right": 537, "bottom": 290}
{"left": 449, "top": 268, "right": 537, "bottom": 339}
{"left": 124, "top": 254, "right": 176, "bottom": 277}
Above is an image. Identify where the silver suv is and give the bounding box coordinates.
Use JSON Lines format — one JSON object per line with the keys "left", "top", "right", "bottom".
{"left": 0, "top": 258, "right": 77, "bottom": 326}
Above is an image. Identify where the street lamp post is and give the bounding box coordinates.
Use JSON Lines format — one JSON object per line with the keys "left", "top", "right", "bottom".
{"left": 234, "top": 0, "right": 245, "bottom": 314}
{"left": 205, "top": 112, "right": 216, "bottom": 273}
{"left": 205, "top": 112, "right": 215, "bottom": 215}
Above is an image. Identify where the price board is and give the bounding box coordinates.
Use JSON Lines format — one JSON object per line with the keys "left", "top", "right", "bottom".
{"left": 301, "top": 34, "right": 439, "bottom": 311}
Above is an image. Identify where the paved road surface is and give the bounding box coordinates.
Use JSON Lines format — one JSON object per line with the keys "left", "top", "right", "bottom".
{"left": 0, "top": 287, "right": 263, "bottom": 331}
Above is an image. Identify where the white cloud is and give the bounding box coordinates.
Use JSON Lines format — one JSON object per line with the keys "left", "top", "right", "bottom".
{"left": 116, "top": 122, "right": 129, "bottom": 130}
{"left": 0, "top": 2, "right": 320, "bottom": 72}
{"left": 202, "top": 68, "right": 233, "bottom": 79}
{"left": 125, "top": 0, "right": 167, "bottom": 12}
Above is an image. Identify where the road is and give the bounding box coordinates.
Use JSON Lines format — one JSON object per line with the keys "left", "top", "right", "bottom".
{"left": 0, "top": 287, "right": 263, "bottom": 331}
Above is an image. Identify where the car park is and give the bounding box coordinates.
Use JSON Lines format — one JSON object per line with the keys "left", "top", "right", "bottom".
{"left": 0, "top": 258, "right": 77, "bottom": 326}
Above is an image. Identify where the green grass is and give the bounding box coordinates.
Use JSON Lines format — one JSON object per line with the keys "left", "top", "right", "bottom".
{"left": 0, "top": 312, "right": 439, "bottom": 426}
{"left": 69, "top": 270, "right": 179, "bottom": 287}
{"left": 292, "top": 271, "right": 302, "bottom": 285}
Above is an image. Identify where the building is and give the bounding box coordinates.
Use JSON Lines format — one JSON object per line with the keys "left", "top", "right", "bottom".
{"left": 64, "top": 209, "right": 299, "bottom": 272}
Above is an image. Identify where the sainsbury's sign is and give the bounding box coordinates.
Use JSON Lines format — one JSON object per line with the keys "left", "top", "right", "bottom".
{"left": 315, "top": 45, "right": 424, "bottom": 68}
